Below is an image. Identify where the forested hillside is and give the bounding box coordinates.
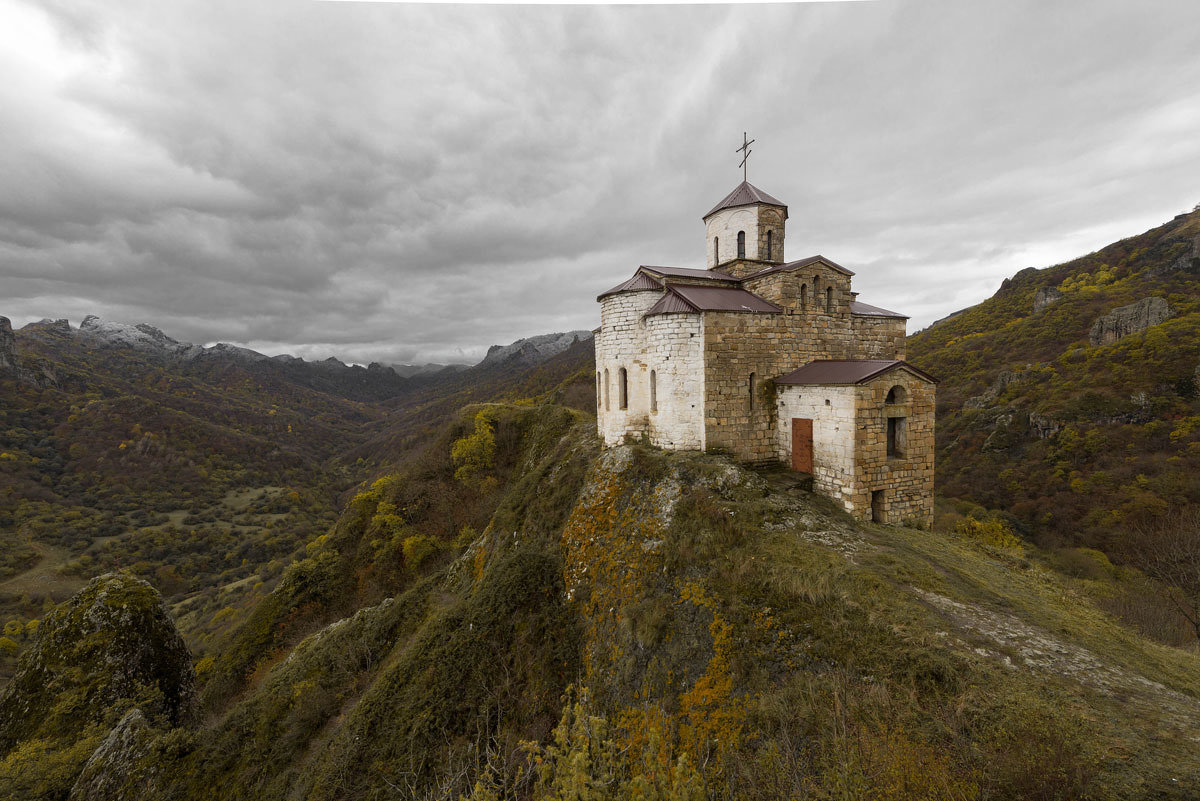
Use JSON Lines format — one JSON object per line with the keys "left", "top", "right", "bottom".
{"left": 908, "top": 208, "right": 1200, "bottom": 552}
{"left": 3, "top": 401, "right": 1199, "bottom": 799}
{"left": 0, "top": 317, "right": 593, "bottom": 693}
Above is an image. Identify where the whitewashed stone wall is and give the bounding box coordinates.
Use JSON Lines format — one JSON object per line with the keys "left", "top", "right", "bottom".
{"left": 595, "top": 291, "right": 705, "bottom": 449}
{"left": 705, "top": 208, "right": 759, "bottom": 268}
{"left": 776, "top": 385, "right": 858, "bottom": 514}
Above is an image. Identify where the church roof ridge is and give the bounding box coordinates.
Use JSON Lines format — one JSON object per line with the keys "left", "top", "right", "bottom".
{"left": 702, "top": 180, "right": 787, "bottom": 220}
{"left": 775, "top": 359, "right": 937, "bottom": 386}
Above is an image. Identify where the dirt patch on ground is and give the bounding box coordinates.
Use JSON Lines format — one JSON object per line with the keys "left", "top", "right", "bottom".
{"left": 915, "top": 587, "right": 1200, "bottom": 733}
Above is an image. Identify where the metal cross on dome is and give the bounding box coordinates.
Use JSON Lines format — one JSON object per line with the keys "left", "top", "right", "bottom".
{"left": 736, "top": 132, "right": 755, "bottom": 182}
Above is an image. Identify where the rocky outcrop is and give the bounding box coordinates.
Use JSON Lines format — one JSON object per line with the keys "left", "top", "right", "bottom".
{"left": 1028, "top": 411, "right": 1063, "bottom": 439}
{"left": 480, "top": 330, "right": 593, "bottom": 368}
{"left": 0, "top": 316, "right": 15, "bottom": 373}
{"left": 0, "top": 316, "right": 57, "bottom": 387}
{"left": 964, "top": 370, "right": 1023, "bottom": 410}
{"left": 0, "top": 573, "right": 195, "bottom": 754}
{"left": 1088, "top": 297, "right": 1174, "bottom": 346}
{"left": 68, "top": 709, "right": 160, "bottom": 801}
{"left": 1033, "top": 286, "right": 1063, "bottom": 312}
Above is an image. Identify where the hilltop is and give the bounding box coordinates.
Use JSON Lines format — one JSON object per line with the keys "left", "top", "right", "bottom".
{"left": 1, "top": 402, "right": 1198, "bottom": 799}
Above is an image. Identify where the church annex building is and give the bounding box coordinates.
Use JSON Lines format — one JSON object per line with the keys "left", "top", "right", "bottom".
{"left": 593, "top": 177, "right": 936, "bottom": 526}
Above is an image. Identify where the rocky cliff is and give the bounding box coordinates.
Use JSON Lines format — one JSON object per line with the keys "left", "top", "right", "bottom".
{"left": 1088, "top": 296, "right": 1174, "bottom": 345}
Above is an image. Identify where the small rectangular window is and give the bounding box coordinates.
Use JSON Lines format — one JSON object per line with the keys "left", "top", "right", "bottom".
{"left": 887, "top": 416, "right": 906, "bottom": 459}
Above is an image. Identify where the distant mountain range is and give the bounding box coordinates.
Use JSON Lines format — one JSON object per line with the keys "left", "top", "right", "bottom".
{"left": 3, "top": 314, "right": 593, "bottom": 403}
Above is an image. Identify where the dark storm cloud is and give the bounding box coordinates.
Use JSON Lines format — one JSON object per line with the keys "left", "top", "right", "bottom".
{"left": 2, "top": 0, "right": 1199, "bottom": 364}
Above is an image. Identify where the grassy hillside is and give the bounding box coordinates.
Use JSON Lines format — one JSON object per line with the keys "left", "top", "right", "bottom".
{"left": 4, "top": 401, "right": 1198, "bottom": 799}
{"left": 908, "top": 208, "right": 1200, "bottom": 558}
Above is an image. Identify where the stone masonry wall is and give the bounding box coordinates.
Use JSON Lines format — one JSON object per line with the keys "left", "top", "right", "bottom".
{"left": 743, "top": 263, "right": 853, "bottom": 311}
{"left": 756, "top": 205, "right": 786, "bottom": 263}
{"left": 850, "top": 315, "right": 908, "bottom": 360}
{"left": 595, "top": 291, "right": 705, "bottom": 449}
{"left": 642, "top": 314, "right": 706, "bottom": 449}
{"left": 705, "top": 207, "right": 759, "bottom": 268}
{"left": 776, "top": 386, "right": 857, "bottom": 506}
{"left": 850, "top": 371, "right": 935, "bottom": 526}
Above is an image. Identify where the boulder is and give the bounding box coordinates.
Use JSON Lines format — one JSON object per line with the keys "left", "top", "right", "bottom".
{"left": 1088, "top": 297, "right": 1173, "bottom": 346}
{"left": 0, "top": 573, "right": 195, "bottom": 755}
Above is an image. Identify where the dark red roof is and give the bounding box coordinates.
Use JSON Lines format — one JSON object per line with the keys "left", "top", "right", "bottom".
{"left": 641, "top": 265, "right": 737, "bottom": 281}
{"left": 703, "top": 181, "right": 787, "bottom": 219}
{"left": 775, "top": 359, "right": 937, "bottom": 385}
{"left": 850, "top": 300, "right": 907, "bottom": 319}
{"left": 597, "top": 271, "right": 663, "bottom": 299}
{"left": 741, "top": 254, "right": 855, "bottom": 278}
{"left": 646, "top": 285, "right": 783, "bottom": 317}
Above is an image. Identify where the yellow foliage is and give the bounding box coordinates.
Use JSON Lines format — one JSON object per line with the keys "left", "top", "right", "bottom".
{"left": 451, "top": 410, "right": 498, "bottom": 488}
{"left": 401, "top": 535, "right": 437, "bottom": 569}
{"left": 954, "top": 517, "right": 1023, "bottom": 550}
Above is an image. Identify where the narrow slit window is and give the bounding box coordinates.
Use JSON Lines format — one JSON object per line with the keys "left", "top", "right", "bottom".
{"left": 765, "top": 230, "right": 772, "bottom": 260}
{"left": 713, "top": 237, "right": 719, "bottom": 265}
{"left": 887, "top": 416, "right": 907, "bottom": 459}
{"left": 737, "top": 231, "right": 746, "bottom": 259}
{"left": 596, "top": 371, "right": 601, "bottom": 409}
{"left": 800, "top": 284, "right": 808, "bottom": 309}
{"left": 825, "top": 286, "right": 833, "bottom": 312}
{"left": 603, "top": 369, "right": 610, "bottom": 411}
{"left": 749, "top": 372, "right": 757, "bottom": 412}
{"left": 650, "top": 370, "right": 657, "bottom": 413}
{"left": 618, "top": 367, "right": 628, "bottom": 410}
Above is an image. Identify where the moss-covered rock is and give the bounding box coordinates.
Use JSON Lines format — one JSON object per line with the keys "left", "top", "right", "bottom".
{"left": 0, "top": 573, "right": 196, "bottom": 756}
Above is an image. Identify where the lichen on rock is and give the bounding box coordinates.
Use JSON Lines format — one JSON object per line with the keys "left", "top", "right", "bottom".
{"left": 0, "top": 572, "right": 196, "bottom": 756}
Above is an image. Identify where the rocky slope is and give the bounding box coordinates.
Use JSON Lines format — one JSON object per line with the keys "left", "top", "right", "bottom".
{"left": 3, "top": 403, "right": 1198, "bottom": 799}
{"left": 908, "top": 207, "right": 1200, "bottom": 550}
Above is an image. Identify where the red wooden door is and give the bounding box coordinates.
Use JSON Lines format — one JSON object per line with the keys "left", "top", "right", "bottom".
{"left": 791, "top": 418, "right": 813, "bottom": 473}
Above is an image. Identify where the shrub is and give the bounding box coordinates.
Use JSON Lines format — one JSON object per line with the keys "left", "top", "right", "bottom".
{"left": 452, "top": 410, "right": 498, "bottom": 488}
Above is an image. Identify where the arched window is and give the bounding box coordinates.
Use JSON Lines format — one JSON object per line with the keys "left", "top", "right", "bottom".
{"left": 603, "top": 369, "right": 610, "bottom": 411}
{"left": 618, "top": 367, "right": 628, "bottom": 410}
{"left": 650, "top": 370, "right": 657, "bottom": 413}
{"left": 765, "top": 230, "right": 772, "bottom": 260}
{"left": 713, "top": 237, "right": 719, "bottom": 265}
{"left": 885, "top": 385, "right": 907, "bottom": 404}
{"left": 737, "top": 231, "right": 746, "bottom": 259}
{"left": 813, "top": 275, "right": 820, "bottom": 299}
{"left": 596, "top": 371, "right": 601, "bottom": 409}
{"left": 800, "top": 283, "right": 808, "bottom": 309}
{"left": 825, "top": 286, "right": 833, "bottom": 312}
{"left": 749, "top": 372, "right": 757, "bottom": 412}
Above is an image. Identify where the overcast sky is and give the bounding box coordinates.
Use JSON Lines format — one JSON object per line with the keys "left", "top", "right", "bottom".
{"left": 2, "top": 0, "right": 1199, "bottom": 365}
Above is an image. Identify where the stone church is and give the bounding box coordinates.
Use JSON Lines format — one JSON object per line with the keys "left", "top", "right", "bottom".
{"left": 593, "top": 178, "right": 936, "bottom": 526}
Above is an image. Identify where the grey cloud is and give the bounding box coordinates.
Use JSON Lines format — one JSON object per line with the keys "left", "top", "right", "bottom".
{"left": 2, "top": 0, "right": 1199, "bottom": 364}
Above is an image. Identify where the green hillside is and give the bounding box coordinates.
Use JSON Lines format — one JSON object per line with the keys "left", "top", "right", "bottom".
{"left": 3, "top": 402, "right": 1199, "bottom": 799}
{"left": 908, "top": 209, "right": 1200, "bottom": 552}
